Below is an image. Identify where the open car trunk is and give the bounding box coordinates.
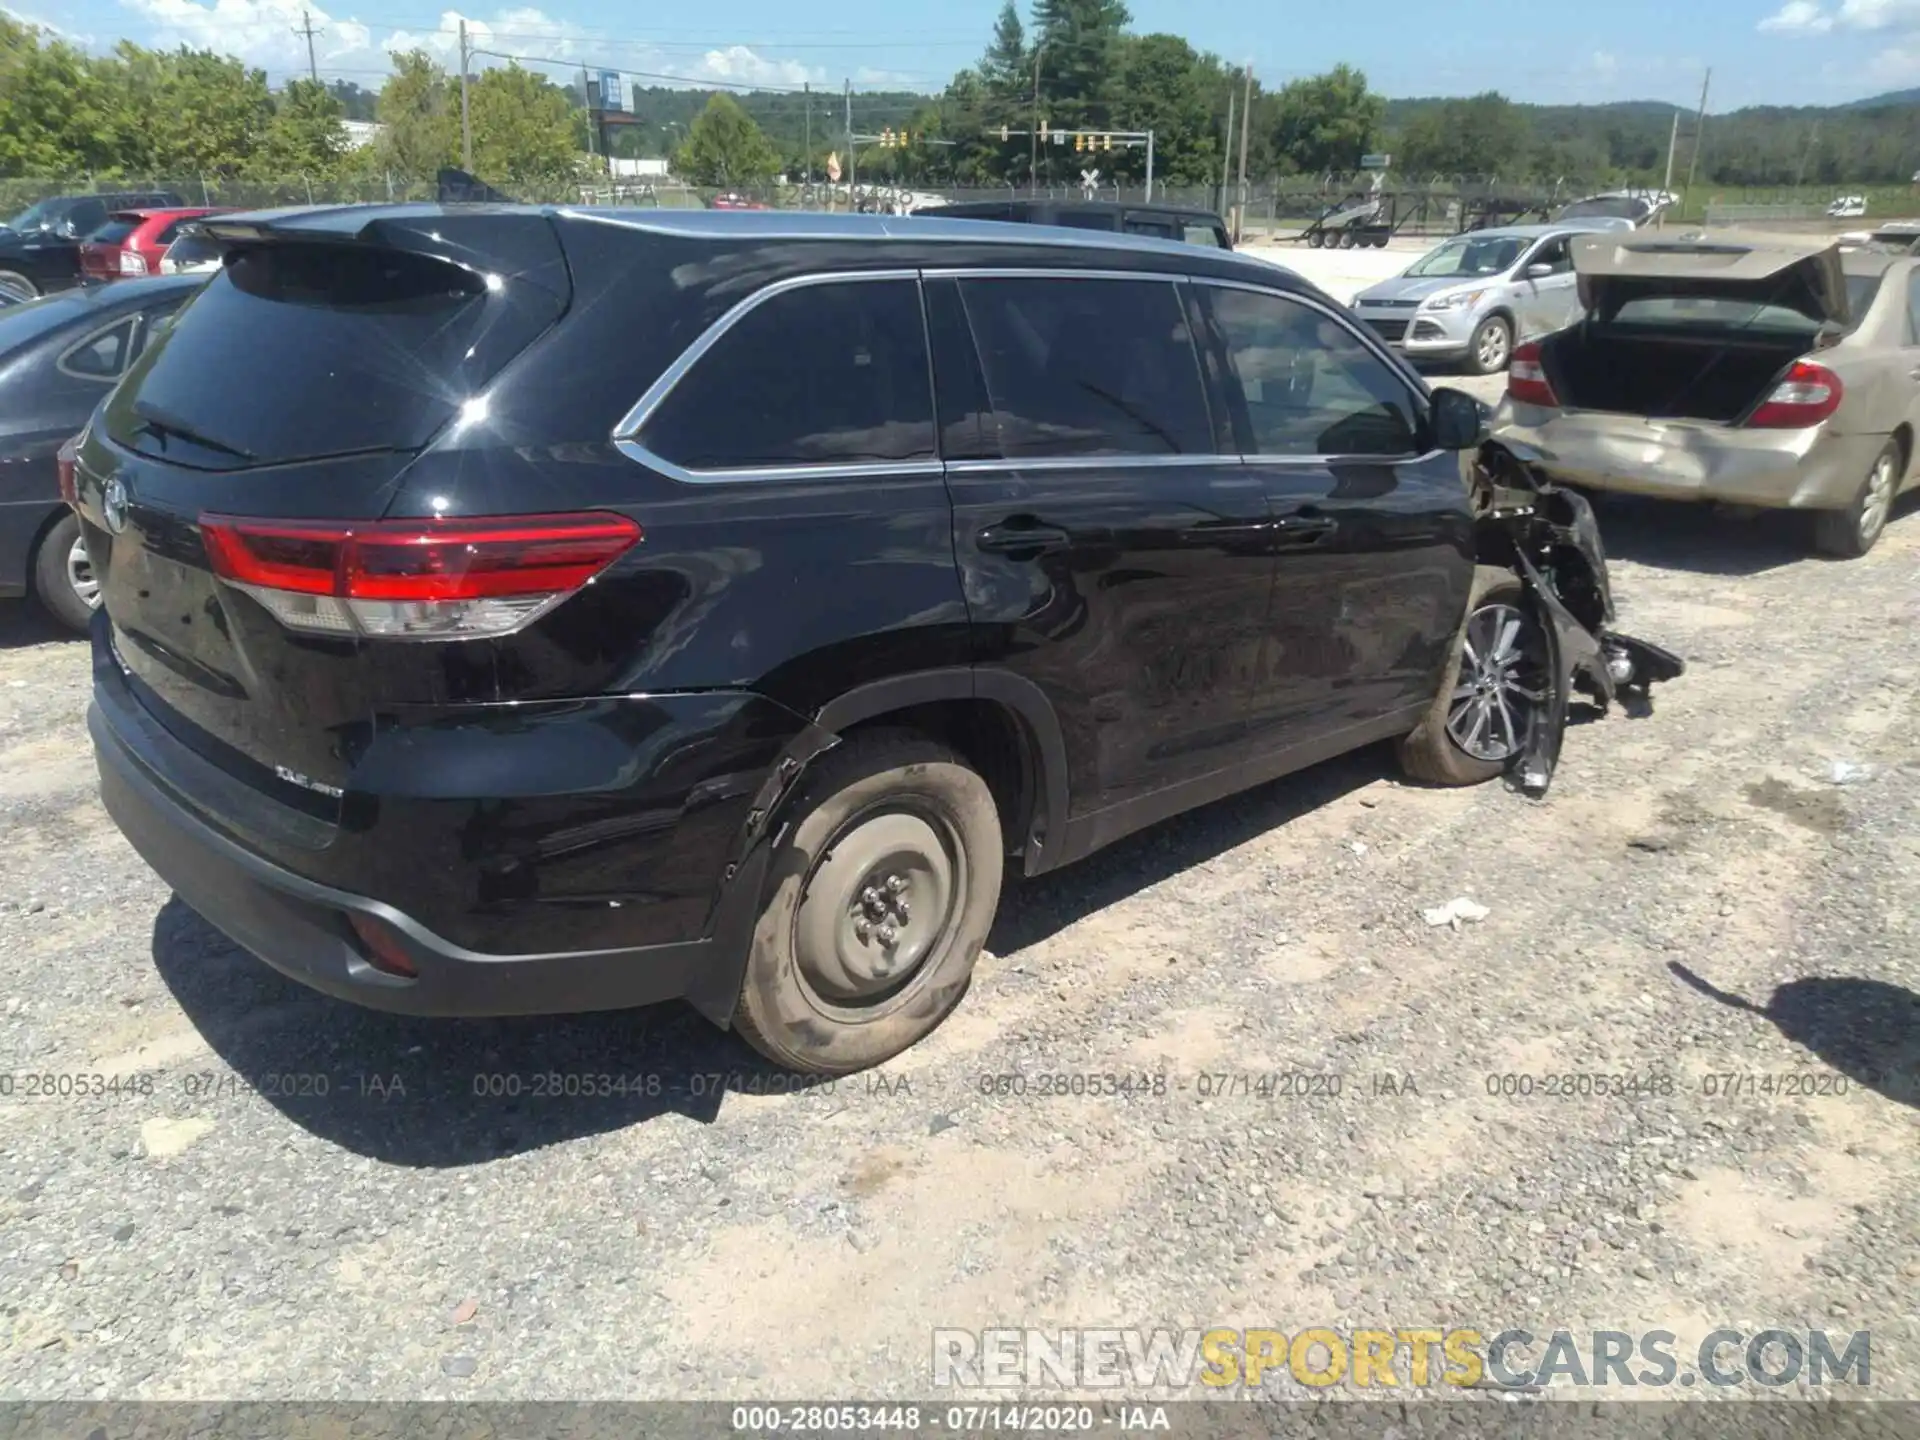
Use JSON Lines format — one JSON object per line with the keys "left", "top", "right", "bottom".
{"left": 1538, "top": 328, "right": 1806, "bottom": 422}
{"left": 1546, "top": 231, "right": 1844, "bottom": 422}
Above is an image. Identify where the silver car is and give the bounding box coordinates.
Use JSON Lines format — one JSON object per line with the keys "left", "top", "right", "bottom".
{"left": 1350, "top": 223, "right": 1616, "bottom": 375}
{"left": 1495, "top": 232, "right": 1920, "bottom": 558}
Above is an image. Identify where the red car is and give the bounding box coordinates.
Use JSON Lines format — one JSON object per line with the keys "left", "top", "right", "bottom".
{"left": 79, "top": 207, "right": 229, "bottom": 281}
{"left": 709, "top": 192, "right": 768, "bottom": 211}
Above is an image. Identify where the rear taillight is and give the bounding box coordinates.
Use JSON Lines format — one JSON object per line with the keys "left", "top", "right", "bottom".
{"left": 57, "top": 435, "right": 80, "bottom": 507}
{"left": 118, "top": 250, "right": 148, "bottom": 275}
{"left": 198, "top": 512, "right": 642, "bottom": 640}
{"left": 348, "top": 913, "right": 419, "bottom": 978}
{"left": 1506, "top": 342, "right": 1559, "bottom": 408}
{"left": 1746, "top": 361, "right": 1844, "bottom": 429}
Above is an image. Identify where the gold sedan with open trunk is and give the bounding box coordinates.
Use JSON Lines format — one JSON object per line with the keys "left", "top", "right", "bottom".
{"left": 1492, "top": 231, "right": 1920, "bottom": 557}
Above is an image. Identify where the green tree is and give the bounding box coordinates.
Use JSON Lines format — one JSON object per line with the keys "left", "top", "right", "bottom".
{"left": 376, "top": 50, "right": 458, "bottom": 180}
{"left": 253, "top": 79, "right": 347, "bottom": 179}
{"left": 0, "top": 17, "right": 96, "bottom": 175}
{"left": 1113, "top": 34, "right": 1227, "bottom": 184}
{"left": 1268, "top": 65, "right": 1383, "bottom": 174}
{"left": 1396, "top": 92, "right": 1531, "bottom": 177}
{"left": 981, "top": 2, "right": 1029, "bottom": 98}
{"left": 469, "top": 63, "right": 577, "bottom": 185}
{"left": 1032, "top": 0, "right": 1132, "bottom": 132}
{"left": 673, "top": 93, "right": 780, "bottom": 187}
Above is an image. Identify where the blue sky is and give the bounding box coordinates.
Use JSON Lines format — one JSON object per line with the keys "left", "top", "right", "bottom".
{"left": 7, "top": 0, "right": 1918, "bottom": 107}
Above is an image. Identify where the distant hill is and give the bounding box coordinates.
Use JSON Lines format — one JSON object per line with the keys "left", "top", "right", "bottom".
{"left": 1847, "top": 88, "right": 1920, "bottom": 110}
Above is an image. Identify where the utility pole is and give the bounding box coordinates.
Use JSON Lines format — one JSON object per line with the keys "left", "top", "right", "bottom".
{"left": 845, "top": 79, "right": 855, "bottom": 193}
{"left": 1795, "top": 118, "right": 1821, "bottom": 192}
{"left": 1659, "top": 108, "right": 1681, "bottom": 227}
{"left": 581, "top": 65, "right": 595, "bottom": 167}
{"left": 1235, "top": 63, "right": 1253, "bottom": 243}
{"left": 293, "top": 10, "right": 322, "bottom": 84}
{"left": 1222, "top": 85, "right": 1236, "bottom": 220}
{"left": 458, "top": 19, "right": 473, "bottom": 171}
{"left": 1030, "top": 44, "right": 1047, "bottom": 198}
{"left": 1683, "top": 67, "right": 1711, "bottom": 213}
{"left": 804, "top": 82, "right": 812, "bottom": 188}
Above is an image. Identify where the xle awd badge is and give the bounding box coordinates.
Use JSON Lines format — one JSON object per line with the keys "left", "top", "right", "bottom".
{"left": 102, "top": 476, "right": 129, "bottom": 535}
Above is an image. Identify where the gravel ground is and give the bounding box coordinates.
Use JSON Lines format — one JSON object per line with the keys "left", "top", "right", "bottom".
{"left": 1, "top": 427, "right": 1917, "bottom": 1403}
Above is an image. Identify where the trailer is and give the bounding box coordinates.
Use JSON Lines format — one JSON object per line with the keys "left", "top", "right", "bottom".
{"left": 1296, "top": 189, "right": 1402, "bottom": 249}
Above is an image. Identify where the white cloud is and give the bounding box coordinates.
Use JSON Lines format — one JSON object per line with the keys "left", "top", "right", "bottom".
{"left": 1591, "top": 51, "right": 1619, "bottom": 75}
{"left": 1759, "top": 1, "right": 1835, "bottom": 31}
{"left": 113, "top": 0, "right": 833, "bottom": 92}
{"left": 1835, "top": 0, "right": 1920, "bottom": 28}
{"left": 4, "top": 2, "right": 93, "bottom": 41}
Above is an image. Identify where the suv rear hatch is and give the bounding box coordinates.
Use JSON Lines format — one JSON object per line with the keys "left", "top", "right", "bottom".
{"left": 1537, "top": 233, "right": 1849, "bottom": 422}
{"left": 81, "top": 207, "right": 575, "bottom": 809}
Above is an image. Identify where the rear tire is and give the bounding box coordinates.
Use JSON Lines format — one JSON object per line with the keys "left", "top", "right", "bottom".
{"left": 1397, "top": 567, "right": 1547, "bottom": 787}
{"left": 1307, "top": 230, "right": 1325, "bottom": 249}
{"left": 1811, "top": 440, "right": 1900, "bottom": 558}
{"left": 0, "top": 269, "right": 39, "bottom": 303}
{"left": 732, "top": 730, "right": 1004, "bottom": 1075}
{"left": 32, "top": 512, "right": 99, "bottom": 635}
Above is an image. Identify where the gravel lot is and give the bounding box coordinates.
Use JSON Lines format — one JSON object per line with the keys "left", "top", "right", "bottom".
{"left": 2, "top": 363, "right": 1917, "bottom": 1402}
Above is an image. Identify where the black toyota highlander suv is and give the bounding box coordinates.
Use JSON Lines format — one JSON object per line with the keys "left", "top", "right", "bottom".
{"left": 78, "top": 205, "right": 1590, "bottom": 1074}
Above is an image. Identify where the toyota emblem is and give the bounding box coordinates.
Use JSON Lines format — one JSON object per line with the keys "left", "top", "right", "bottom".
{"left": 102, "top": 476, "right": 129, "bottom": 535}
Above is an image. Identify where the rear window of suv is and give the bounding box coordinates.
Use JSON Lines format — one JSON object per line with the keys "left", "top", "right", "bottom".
{"left": 88, "top": 219, "right": 140, "bottom": 246}
{"left": 110, "top": 241, "right": 555, "bottom": 467}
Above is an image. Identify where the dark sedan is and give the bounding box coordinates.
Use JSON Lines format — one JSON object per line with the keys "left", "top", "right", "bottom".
{"left": 0, "top": 274, "right": 205, "bottom": 631}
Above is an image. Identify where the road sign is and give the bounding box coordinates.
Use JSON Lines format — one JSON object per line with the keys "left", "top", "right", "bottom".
{"left": 827, "top": 151, "right": 842, "bottom": 182}
{"left": 1361, "top": 153, "right": 1392, "bottom": 170}
{"left": 599, "top": 71, "right": 624, "bottom": 112}
{"left": 1080, "top": 167, "right": 1100, "bottom": 199}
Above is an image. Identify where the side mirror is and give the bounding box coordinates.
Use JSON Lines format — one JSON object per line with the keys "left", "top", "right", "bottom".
{"left": 1523, "top": 262, "right": 1554, "bottom": 280}
{"left": 1430, "top": 387, "right": 1487, "bottom": 451}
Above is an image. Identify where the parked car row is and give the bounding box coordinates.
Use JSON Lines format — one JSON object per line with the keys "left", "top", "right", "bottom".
{"left": 54, "top": 204, "right": 1680, "bottom": 1075}
{"left": 0, "top": 191, "right": 229, "bottom": 300}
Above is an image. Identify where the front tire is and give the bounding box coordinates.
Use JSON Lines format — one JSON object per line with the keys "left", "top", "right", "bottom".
{"left": 1397, "top": 567, "right": 1549, "bottom": 786}
{"left": 1466, "top": 314, "right": 1513, "bottom": 375}
{"left": 32, "top": 512, "right": 99, "bottom": 634}
{"left": 0, "top": 269, "right": 38, "bottom": 303}
{"left": 732, "top": 730, "right": 1004, "bottom": 1074}
{"left": 1811, "top": 440, "right": 1900, "bottom": 558}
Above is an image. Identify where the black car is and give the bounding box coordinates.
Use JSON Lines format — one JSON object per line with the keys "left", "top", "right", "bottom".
{"left": 919, "top": 198, "right": 1232, "bottom": 250}
{"left": 0, "top": 191, "right": 186, "bottom": 302}
{"left": 79, "top": 206, "right": 1674, "bottom": 1074}
{"left": 0, "top": 274, "right": 205, "bottom": 631}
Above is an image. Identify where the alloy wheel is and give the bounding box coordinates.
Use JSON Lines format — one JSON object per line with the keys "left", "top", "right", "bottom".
{"left": 66, "top": 535, "right": 100, "bottom": 610}
{"left": 1859, "top": 451, "right": 1897, "bottom": 546}
{"left": 0, "top": 272, "right": 36, "bottom": 303}
{"left": 1476, "top": 320, "right": 1511, "bottom": 372}
{"left": 1446, "top": 602, "right": 1548, "bottom": 763}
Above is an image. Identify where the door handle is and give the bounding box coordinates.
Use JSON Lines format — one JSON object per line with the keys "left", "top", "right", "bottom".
{"left": 977, "top": 519, "right": 1071, "bottom": 555}
{"left": 1270, "top": 514, "right": 1338, "bottom": 547}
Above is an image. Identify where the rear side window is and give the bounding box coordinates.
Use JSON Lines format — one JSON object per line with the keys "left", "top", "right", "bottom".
{"left": 1122, "top": 216, "right": 1179, "bottom": 240}
{"left": 165, "top": 232, "right": 222, "bottom": 267}
{"left": 1196, "top": 285, "right": 1421, "bottom": 457}
{"left": 61, "top": 316, "right": 138, "bottom": 379}
{"left": 112, "top": 242, "right": 538, "bottom": 467}
{"left": 67, "top": 199, "right": 108, "bottom": 235}
{"left": 1183, "top": 224, "right": 1226, "bottom": 249}
{"left": 955, "top": 276, "right": 1212, "bottom": 456}
{"left": 638, "top": 278, "right": 934, "bottom": 472}
{"left": 89, "top": 220, "right": 139, "bottom": 246}
{"left": 155, "top": 220, "right": 190, "bottom": 246}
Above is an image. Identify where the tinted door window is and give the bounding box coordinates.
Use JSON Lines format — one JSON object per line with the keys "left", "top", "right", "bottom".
{"left": 1183, "top": 224, "right": 1227, "bottom": 249}
{"left": 1123, "top": 216, "right": 1180, "bottom": 240}
{"left": 60, "top": 316, "right": 138, "bottom": 379}
{"left": 67, "top": 199, "right": 108, "bottom": 236}
{"left": 639, "top": 278, "right": 933, "bottom": 472}
{"left": 956, "top": 276, "right": 1213, "bottom": 456}
{"left": 1198, "top": 286, "right": 1422, "bottom": 457}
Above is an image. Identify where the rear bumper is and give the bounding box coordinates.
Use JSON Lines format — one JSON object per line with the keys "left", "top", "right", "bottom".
{"left": 92, "top": 693, "right": 713, "bottom": 1017}
{"left": 1496, "top": 408, "right": 1886, "bottom": 509}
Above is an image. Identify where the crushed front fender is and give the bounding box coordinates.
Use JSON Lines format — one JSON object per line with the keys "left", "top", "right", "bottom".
{"left": 1471, "top": 443, "right": 1687, "bottom": 797}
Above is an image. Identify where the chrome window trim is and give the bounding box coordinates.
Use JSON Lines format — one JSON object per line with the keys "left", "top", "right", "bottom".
{"left": 611, "top": 269, "right": 936, "bottom": 485}
{"left": 611, "top": 263, "right": 1443, "bottom": 482}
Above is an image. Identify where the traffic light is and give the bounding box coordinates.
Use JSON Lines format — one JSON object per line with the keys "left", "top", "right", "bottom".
{"left": 1074, "top": 132, "right": 1085, "bottom": 152}
{"left": 880, "top": 127, "right": 893, "bottom": 147}
{"left": 1103, "top": 134, "right": 1113, "bottom": 152}
{"left": 999, "top": 125, "right": 1009, "bottom": 142}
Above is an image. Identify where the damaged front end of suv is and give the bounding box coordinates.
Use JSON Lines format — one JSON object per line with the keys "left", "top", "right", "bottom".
{"left": 1470, "top": 439, "right": 1686, "bottom": 796}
